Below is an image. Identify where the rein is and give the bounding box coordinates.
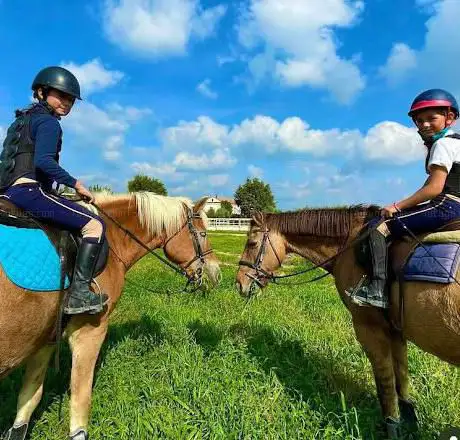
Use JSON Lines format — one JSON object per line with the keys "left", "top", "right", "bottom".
{"left": 93, "top": 202, "right": 212, "bottom": 292}
{"left": 239, "top": 224, "right": 371, "bottom": 291}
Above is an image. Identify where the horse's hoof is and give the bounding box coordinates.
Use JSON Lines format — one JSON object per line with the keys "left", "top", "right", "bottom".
{"left": 399, "top": 398, "right": 418, "bottom": 430}
{"left": 69, "top": 429, "right": 88, "bottom": 440}
{"left": 385, "top": 417, "right": 402, "bottom": 439}
{"left": 3, "top": 423, "right": 28, "bottom": 440}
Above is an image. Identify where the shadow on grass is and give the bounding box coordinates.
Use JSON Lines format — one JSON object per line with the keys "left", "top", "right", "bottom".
{"left": 191, "top": 319, "right": 424, "bottom": 439}
{"left": 0, "top": 314, "right": 164, "bottom": 438}
{"left": 187, "top": 319, "right": 223, "bottom": 355}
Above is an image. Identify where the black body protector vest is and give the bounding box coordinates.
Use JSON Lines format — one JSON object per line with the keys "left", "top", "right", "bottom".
{"left": 425, "top": 133, "right": 460, "bottom": 198}
{"left": 0, "top": 104, "right": 56, "bottom": 191}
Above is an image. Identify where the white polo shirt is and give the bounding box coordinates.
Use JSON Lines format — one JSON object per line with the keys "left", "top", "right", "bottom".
{"left": 428, "top": 128, "right": 460, "bottom": 172}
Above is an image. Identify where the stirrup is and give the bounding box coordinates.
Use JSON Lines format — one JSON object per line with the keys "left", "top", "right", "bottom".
{"left": 69, "top": 428, "right": 89, "bottom": 440}
{"left": 345, "top": 275, "right": 368, "bottom": 300}
{"left": 64, "top": 291, "right": 108, "bottom": 315}
{"left": 4, "top": 423, "right": 28, "bottom": 440}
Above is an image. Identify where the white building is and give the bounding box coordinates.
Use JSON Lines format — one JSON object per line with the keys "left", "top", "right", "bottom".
{"left": 198, "top": 196, "right": 241, "bottom": 216}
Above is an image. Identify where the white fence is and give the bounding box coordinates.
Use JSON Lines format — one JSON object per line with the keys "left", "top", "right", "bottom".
{"left": 207, "top": 218, "right": 251, "bottom": 231}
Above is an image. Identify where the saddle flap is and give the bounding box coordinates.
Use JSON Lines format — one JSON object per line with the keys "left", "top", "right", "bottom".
{"left": 402, "top": 242, "right": 460, "bottom": 283}
{"left": 0, "top": 198, "right": 39, "bottom": 228}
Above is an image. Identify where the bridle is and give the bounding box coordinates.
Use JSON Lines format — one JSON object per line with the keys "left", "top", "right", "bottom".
{"left": 238, "top": 228, "right": 282, "bottom": 290}
{"left": 94, "top": 203, "right": 213, "bottom": 292}
{"left": 239, "top": 218, "right": 363, "bottom": 296}
{"left": 163, "top": 209, "right": 214, "bottom": 289}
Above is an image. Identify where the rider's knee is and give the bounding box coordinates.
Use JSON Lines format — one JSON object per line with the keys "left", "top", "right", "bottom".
{"left": 81, "top": 218, "right": 105, "bottom": 241}
{"left": 376, "top": 222, "right": 391, "bottom": 237}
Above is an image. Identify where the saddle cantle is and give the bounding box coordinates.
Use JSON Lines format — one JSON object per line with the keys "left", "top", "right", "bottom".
{"left": 392, "top": 221, "right": 460, "bottom": 284}
{"left": 0, "top": 197, "right": 108, "bottom": 291}
{"left": 355, "top": 220, "right": 460, "bottom": 285}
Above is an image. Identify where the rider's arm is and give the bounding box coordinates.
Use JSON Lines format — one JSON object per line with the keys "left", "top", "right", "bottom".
{"left": 395, "top": 138, "right": 454, "bottom": 210}
{"left": 396, "top": 166, "right": 447, "bottom": 210}
{"left": 33, "top": 116, "right": 77, "bottom": 188}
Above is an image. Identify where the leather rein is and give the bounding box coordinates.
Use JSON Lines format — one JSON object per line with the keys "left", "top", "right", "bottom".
{"left": 94, "top": 203, "right": 213, "bottom": 292}
{"left": 238, "top": 222, "right": 370, "bottom": 295}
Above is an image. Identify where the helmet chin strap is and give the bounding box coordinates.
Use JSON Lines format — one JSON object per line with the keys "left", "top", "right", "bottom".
{"left": 36, "top": 93, "right": 60, "bottom": 118}
{"left": 419, "top": 110, "right": 454, "bottom": 145}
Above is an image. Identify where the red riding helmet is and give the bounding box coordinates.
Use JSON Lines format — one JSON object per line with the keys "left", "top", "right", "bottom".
{"left": 408, "top": 88, "right": 459, "bottom": 118}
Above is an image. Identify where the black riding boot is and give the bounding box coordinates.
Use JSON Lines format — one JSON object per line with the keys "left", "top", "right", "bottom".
{"left": 64, "top": 240, "right": 109, "bottom": 315}
{"left": 351, "top": 228, "right": 389, "bottom": 309}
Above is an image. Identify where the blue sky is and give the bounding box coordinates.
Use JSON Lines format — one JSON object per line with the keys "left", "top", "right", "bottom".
{"left": 0, "top": 0, "right": 459, "bottom": 209}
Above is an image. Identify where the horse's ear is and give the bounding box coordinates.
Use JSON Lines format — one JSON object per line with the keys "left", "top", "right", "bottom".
{"left": 252, "top": 211, "right": 264, "bottom": 226}
{"left": 193, "top": 197, "right": 208, "bottom": 213}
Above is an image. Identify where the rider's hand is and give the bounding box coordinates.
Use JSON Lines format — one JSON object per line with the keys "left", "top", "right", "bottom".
{"left": 381, "top": 204, "right": 399, "bottom": 218}
{"left": 75, "top": 181, "right": 95, "bottom": 203}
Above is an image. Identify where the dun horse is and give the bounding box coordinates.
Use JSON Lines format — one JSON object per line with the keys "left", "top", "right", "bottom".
{"left": 236, "top": 208, "right": 460, "bottom": 438}
{"left": 0, "top": 193, "right": 220, "bottom": 440}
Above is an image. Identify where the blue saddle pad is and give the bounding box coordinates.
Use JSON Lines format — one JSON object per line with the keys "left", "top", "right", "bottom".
{"left": 403, "top": 242, "right": 460, "bottom": 284}
{"left": 0, "top": 224, "right": 70, "bottom": 291}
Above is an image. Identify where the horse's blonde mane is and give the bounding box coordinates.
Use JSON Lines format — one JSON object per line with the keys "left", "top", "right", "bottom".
{"left": 81, "top": 191, "right": 207, "bottom": 237}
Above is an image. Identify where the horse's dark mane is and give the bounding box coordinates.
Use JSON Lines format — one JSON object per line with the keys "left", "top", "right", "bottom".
{"left": 262, "top": 205, "right": 380, "bottom": 238}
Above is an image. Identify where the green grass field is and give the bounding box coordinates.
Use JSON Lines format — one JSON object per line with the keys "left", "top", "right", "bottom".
{"left": 1, "top": 232, "right": 459, "bottom": 439}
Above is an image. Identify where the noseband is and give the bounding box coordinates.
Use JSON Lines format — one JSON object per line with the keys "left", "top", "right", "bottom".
{"left": 238, "top": 228, "right": 282, "bottom": 289}
{"left": 164, "top": 209, "right": 214, "bottom": 290}
{"left": 238, "top": 225, "right": 362, "bottom": 294}
{"left": 94, "top": 203, "right": 213, "bottom": 292}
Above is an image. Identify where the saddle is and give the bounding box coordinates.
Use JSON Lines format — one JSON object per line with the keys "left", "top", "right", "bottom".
{"left": 356, "top": 220, "right": 460, "bottom": 285}
{"left": 0, "top": 198, "right": 108, "bottom": 291}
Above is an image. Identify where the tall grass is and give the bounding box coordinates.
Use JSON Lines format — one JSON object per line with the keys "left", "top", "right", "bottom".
{"left": 1, "top": 232, "right": 458, "bottom": 439}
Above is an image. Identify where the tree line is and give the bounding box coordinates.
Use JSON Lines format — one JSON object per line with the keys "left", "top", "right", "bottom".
{"left": 88, "top": 174, "right": 276, "bottom": 217}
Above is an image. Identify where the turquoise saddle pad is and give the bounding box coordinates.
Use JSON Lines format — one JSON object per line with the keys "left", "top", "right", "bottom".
{"left": 0, "top": 223, "right": 70, "bottom": 291}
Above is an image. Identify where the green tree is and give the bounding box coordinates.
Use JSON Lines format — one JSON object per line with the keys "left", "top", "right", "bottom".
{"left": 215, "top": 208, "right": 227, "bottom": 218}
{"left": 220, "top": 201, "right": 233, "bottom": 217}
{"left": 89, "top": 184, "right": 113, "bottom": 194}
{"left": 234, "top": 178, "right": 276, "bottom": 216}
{"left": 207, "top": 207, "right": 217, "bottom": 218}
{"left": 127, "top": 174, "right": 167, "bottom": 195}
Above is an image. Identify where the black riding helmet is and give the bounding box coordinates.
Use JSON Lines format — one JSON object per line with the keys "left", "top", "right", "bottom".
{"left": 32, "top": 66, "right": 81, "bottom": 100}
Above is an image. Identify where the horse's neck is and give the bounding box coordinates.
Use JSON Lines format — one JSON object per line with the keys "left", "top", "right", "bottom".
{"left": 284, "top": 234, "right": 344, "bottom": 266}
{"left": 101, "top": 199, "right": 164, "bottom": 270}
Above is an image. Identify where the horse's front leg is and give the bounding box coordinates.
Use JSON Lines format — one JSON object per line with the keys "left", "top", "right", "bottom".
{"left": 352, "top": 314, "right": 401, "bottom": 438}
{"left": 5, "top": 345, "right": 55, "bottom": 440}
{"left": 67, "top": 319, "right": 108, "bottom": 440}
{"left": 391, "top": 333, "right": 418, "bottom": 431}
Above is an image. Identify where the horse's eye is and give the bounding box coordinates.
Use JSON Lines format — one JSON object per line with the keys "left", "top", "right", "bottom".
{"left": 248, "top": 240, "right": 258, "bottom": 247}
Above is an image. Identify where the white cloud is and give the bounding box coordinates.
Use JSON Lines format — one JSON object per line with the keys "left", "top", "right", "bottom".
{"left": 161, "top": 114, "right": 423, "bottom": 164}
{"left": 229, "top": 115, "right": 362, "bottom": 157}
{"left": 103, "top": 150, "right": 122, "bottom": 161}
{"left": 161, "top": 116, "right": 228, "bottom": 150}
{"left": 248, "top": 164, "right": 263, "bottom": 178}
{"left": 378, "top": 43, "right": 417, "bottom": 86}
{"left": 208, "top": 174, "right": 229, "bottom": 186}
{"left": 0, "top": 126, "right": 5, "bottom": 144}
{"left": 361, "top": 121, "right": 422, "bottom": 164}
{"left": 63, "top": 101, "right": 151, "bottom": 162}
{"left": 380, "top": 0, "right": 460, "bottom": 94}
{"left": 103, "top": 0, "right": 226, "bottom": 58}
{"left": 174, "top": 148, "right": 236, "bottom": 170}
{"left": 196, "top": 78, "right": 218, "bottom": 99}
{"left": 236, "top": 0, "right": 366, "bottom": 103}
{"left": 106, "top": 103, "right": 153, "bottom": 121}
{"left": 60, "top": 58, "right": 124, "bottom": 95}
{"left": 130, "top": 161, "right": 186, "bottom": 183}
{"left": 217, "top": 54, "right": 237, "bottom": 66}
{"left": 131, "top": 162, "right": 177, "bottom": 176}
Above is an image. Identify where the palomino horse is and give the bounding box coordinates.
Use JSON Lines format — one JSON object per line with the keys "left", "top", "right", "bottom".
{"left": 0, "top": 193, "right": 220, "bottom": 440}
{"left": 236, "top": 208, "right": 460, "bottom": 439}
